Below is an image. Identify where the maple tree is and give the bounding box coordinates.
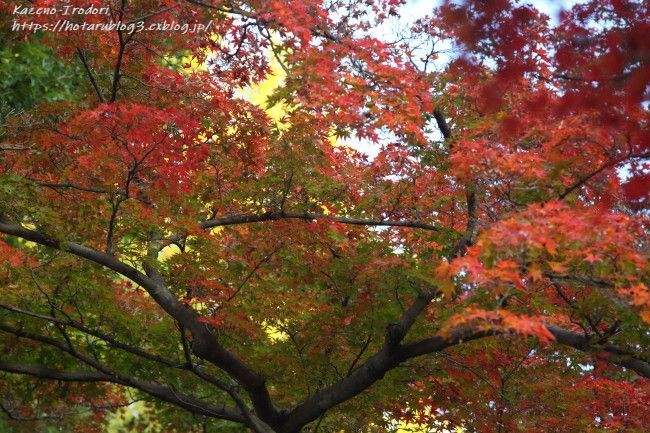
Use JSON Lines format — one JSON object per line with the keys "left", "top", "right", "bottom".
{"left": 0, "top": 0, "right": 648, "bottom": 432}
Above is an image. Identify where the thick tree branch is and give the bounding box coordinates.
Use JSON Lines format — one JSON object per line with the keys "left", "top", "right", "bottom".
{"left": 0, "top": 145, "right": 30, "bottom": 151}
{"left": 558, "top": 152, "right": 649, "bottom": 199}
{"left": 141, "top": 263, "right": 281, "bottom": 426}
{"left": 433, "top": 108, "right": 452, "bottom": 141}
{"left": 0, "top": 361, "right": 110, "bottom": 382}
{"left": 433, "top": 107, "right": 478, "bottom": 258}
{"left": 546, "top": 273, "right": 630, "bottom": 309}
{"left": 546, "top": 325, "right": 650, "bottom": 377}
{"left": 0, "top": 303, "right": 185, "bottom": 369}
{"left": 0, "top": 397, "right": 142, "bottom": 422}
{"left": 407, "top": 324, "right": 650, "bottom": 377}
{"left": 281, "top": 321, "right": 650, "bottom": 432}
{"left": 34, "top": 182, "right": 109, "bottom": 194}
{"left": 0, "top": 214, "right": 280, "bottom": 427}
{"left": 199, "top": 211, "right": 440, "bottom": 232}
{"left": 158, "top": 211, "right": 439, "bottom": 256}
{"left": 76, "top": 48, "right": 106, "bottom": 104}
{"left": 0, "top": 304, "right": 264, "bottom": 411}
{"left": 281, "top": 325, "right": 490, "bottom": 432}
{"left": 184, "top": 0, "right": 254, "bottom": 18}
{"left": 0, "top": 213, "right": 153, "bottom": 288}
{"left": 0, "top": 325, "right": 246, "bottom": 422}
{"left": 110, "top": 1, "right": 127, "bottom": 102}
{"left": 0, "top": 304, "right": 274, "bottom": 430}
{"left": 449, "top": 187, "right": 478, "bottom": 258}
{"left": 384, "top": 290, "right": 439, "bottom": 349}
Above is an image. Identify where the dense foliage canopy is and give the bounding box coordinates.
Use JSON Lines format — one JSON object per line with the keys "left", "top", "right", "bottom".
{"left": 0, "top": 0, "right": 649, "bottom": 432}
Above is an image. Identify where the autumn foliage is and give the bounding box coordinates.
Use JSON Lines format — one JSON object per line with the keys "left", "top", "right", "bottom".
{"left": 0, "top": 0, "right": 648, "bottom": 432}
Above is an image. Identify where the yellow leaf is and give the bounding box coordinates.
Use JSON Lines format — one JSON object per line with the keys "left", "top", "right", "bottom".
{"left": 529, "top": 264, "right": 543, "bottom": 281}
{"left": 439, "top": 279, "right": 456, "bottom": 298}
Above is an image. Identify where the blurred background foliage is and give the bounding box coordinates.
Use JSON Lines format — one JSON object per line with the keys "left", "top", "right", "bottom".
{"left": 0, "top": 34, "right": 83, "bottom": 128}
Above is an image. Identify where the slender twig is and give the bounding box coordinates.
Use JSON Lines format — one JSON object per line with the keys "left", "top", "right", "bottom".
{"left": 76, "top": 48, "right": 106, "bottom": 103}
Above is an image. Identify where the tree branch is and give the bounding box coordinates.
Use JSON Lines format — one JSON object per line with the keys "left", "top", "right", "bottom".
{"left": 545, "top": 325, "right": 650, "bottom": 377}
{"left": 0, "top": 303, "right": 184, "bottom": 369}
{"left": 110, "top": 0, "right": 127, "bottom": 102}
{"left": 141, "top": 262, "right": 282, "bottom": 427}
{"left": 281, "top": 321, "right": 650, "bottom": 432}
{"left": 1, "top": 303, "right": 273, "bottom": 430}
{"left": 34, "top": 182, "right": 109, "bottom": 194}
{"left": 199, "top": 211, "right": 439, "bottom": 232}
{"left": 0, "top": 361, "right": 110, "bottom": 382}
{"left": 433, "top": 107, "right": 478, "bottom": 259}
{"left": 280, "top": 325, "right": 489, "bottom": 432}
{"left": 559, "top": 152, "right": 649, "bottom": 199}
{"left": 76, "top": 48, "right": 106, "bottom": 103}
{"left": 433, "top": 108, "right": 452, "bottom": 141}
{"left": 0, "top": 324, "right": 246, "bottom": 423}
{"left": 0, "top": 214, "right": 280, "bottom": 427}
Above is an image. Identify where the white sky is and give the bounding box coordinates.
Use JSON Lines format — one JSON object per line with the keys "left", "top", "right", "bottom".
{"left": 401, "top": 0, "right": 579, "bottom": 24}
{"left": 344, "top": 0, "right": 581, "bottom": 158}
